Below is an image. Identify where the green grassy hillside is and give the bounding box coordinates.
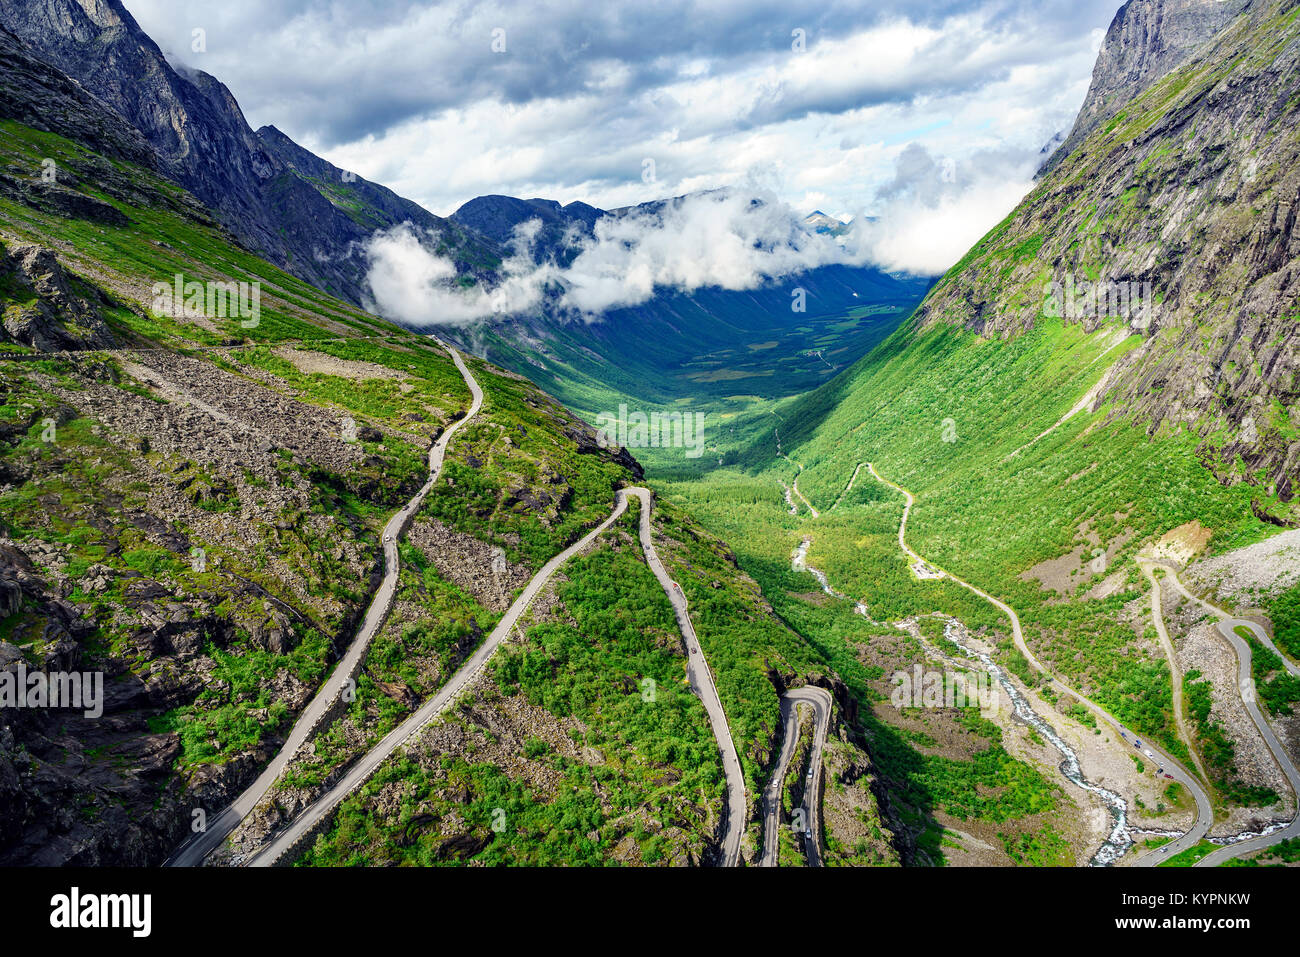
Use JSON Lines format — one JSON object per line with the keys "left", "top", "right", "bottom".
{"left": 0, "top": 107, "right": 812, "bottom": 865}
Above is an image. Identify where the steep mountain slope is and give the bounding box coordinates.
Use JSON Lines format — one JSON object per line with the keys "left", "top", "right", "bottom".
{"left": 0, "top": 0, "right": 494, "bottom": 304}
{"left": 0, "top": 49, "right": 837, "bottom": 865}
{"left": 685, "top": 0, "right": 1300, "bottom": 830}
{"left": 1043, "top": 0, "right": 1252, "bottom": 173}
{"left": 0, "top": 23, "right": 154, "bottom": 170}
{"left": 912, "top": 0, "right": 1300, "bottom": 509}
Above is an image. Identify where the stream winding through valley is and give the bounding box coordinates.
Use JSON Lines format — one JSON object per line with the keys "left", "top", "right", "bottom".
{"left": 793, "top": 538, "right": 1136, "bottom": 865}
{"left": 791, "top": 462, "right": 1298, "bottom": 866}
{"left": 937, "top": 618, "right": 1134, "bottom": 866}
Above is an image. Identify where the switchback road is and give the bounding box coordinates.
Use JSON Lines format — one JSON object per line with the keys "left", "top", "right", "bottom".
{"left": 861, "top": 464, "right": 1213, "bottom": 867}
{"left": 624, "top": 487, "right": 746, "bottom": 867}
{"left": 166, "top": 340, "right": 481, "bottom": 866}
{"left": 760, "top": 686, "right": 833, "bottom": 867}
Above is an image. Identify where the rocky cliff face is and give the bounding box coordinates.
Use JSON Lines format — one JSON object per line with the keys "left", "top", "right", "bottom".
{"left": 914, "top": 0, "right": 1300, "bottom": 520}
{"left": 0, "top": 241, "right": 117, "bottom": 350}
{"left": 0, "top": 0, "right": 489, "bottom": 304}
{"left": 0, "top": 23, "right": 154, "bottom": 169}
{"left": 1043, "top": 0, "right": 1253, "bottom": 174}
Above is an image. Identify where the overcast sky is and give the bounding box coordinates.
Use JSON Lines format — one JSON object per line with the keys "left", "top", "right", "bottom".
{"left": 122, "top": 0, "right": 1121, "bottom": 274}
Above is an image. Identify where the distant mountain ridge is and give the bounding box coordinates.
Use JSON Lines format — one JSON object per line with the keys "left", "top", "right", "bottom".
{"left": 439, "top": 191, "right": 931, "bottom": 412}
{"left": 0, "top": 0, "right": 497, "bottom": 303}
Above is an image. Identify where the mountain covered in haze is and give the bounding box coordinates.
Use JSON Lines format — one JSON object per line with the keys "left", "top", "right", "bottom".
{"left": 437, "top": 191, "right": 931, "bottom": 414}
{"left": 803, "top": 211, "right": 851, "bottom": 236}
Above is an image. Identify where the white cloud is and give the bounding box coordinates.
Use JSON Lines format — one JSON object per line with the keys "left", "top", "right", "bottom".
{"left": 124, "top": 0, "right": 1118, "bottom": 221}
{"left": 363, "top": 189, "right": 870, "bottom": 325}
{"left": 845, "top": 142, "right": 1037, "bottom": 275}
{"left": 854, "top": 178, "right": 1032, "bottom": 275}
{"left": 362, "top": 221, "right": 554, "bottom": 324}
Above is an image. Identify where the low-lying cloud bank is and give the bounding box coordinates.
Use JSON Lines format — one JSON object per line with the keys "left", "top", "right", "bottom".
{"left": 364, "top": 220, "right": 554, "bottom": 325}
{"left": 363, "top": 188, "right": 866, "bottom": 326}
{"left": 364, "top": 156, "right": 1034, "bottom": 325}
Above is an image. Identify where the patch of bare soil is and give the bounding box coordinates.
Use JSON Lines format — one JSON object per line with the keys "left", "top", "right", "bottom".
{"left": 1020, "top": 519, "right": 1136, "bottom": 595}
{"left": 273, "top": 347, "right": 414, "bottom": 389}
{"left": 1084, "top": 570, "right": 1129, "bottom": 600}
{"left": 1148, "top": 520, "right": 1213, "bottom": 565}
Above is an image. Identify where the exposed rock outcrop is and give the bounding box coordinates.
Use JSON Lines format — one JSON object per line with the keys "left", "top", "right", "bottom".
{"left": 0, "top": 241, "right": 116, "bottom": 351}
{"left": 1042, "top": 0, "right": 1252, "bottom": 175}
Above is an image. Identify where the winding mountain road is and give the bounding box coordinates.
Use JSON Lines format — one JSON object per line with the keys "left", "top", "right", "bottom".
{"left": 165, "top": 340, "right": 482, "bottom": 867}
{"left": 624, "top": 487, "right": 747, "bottom": 867}
{"left": 246, "top": 487, "right": 637, "bottom": 865}
{"left": 861, "top": 463, "right": 1215, "bottom": 866}
{"left": 1138, "top": 561, "right": 1209, "bottom": 783}
{"left": 1146, "top": 565, "right": 1300, "bottom": 868}
{"left": 780, "top": 454, "right": 820, "bottom": 518}
{"left": 760, "top": 686, "right": 833, "bottom": 867}
{"left": 233, "top": 486, "right": 746, "bottom": 866}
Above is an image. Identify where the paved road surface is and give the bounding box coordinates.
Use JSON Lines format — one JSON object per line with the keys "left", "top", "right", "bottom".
{"left": 247, "top": 485, "right": 750, "bottom": 867}
{"left": 863, "top": 463, "right": 1213, "bottom": 867}
{"left": 1138, "top": 561, "right": 1209, "bottom": 783}
{"left": 1147, "top": 567, "right": 1300, "bottom": 867}
{"left": 1194, "top": 616, "right": 1300, "bottom": 865}
{"left": 248, "top": 488, "right": 634, "bottom": 865}
{"left": 624, "top": 487, "right": 747, "bottom": 867}
{"left": 165, "top": 340, "right": 482, "bottom": 866}
{"left": 760, "top": 686, "right": 833, "bottom": 867}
